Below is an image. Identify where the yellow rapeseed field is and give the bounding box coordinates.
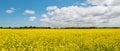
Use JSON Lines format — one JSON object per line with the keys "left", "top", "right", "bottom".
{"left": 0, "top": 29, "right": 120, "bottom": 51}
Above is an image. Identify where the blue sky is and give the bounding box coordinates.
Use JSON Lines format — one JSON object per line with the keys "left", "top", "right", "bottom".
{"left": 0, "top": 0, "right": 86, "bottom": 27}
{"left": 0, "top": 0, "right": 120, "bottom": 27}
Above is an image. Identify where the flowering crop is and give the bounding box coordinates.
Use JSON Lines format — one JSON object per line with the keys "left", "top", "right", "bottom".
{"left": 0, "top": 29, "right": 120, "bottom": 51}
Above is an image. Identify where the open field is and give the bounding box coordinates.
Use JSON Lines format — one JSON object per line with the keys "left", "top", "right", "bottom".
{"left": 0, "top": 29, "right": 120, "bottom": 51}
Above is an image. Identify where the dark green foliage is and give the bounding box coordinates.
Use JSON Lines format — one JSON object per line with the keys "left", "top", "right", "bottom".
{"left": 0, "top": 26, "right": 120, "bottom": 29}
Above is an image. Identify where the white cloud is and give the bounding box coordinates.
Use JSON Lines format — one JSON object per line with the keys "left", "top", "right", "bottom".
{"left": 47, "top": 6, "right": 58, "bottom": 11}
{"left": 41, "top": 14, "right": 50, "bottom": 21}
{"left": 87, "top": 0, "right": 113, "bottom": 5}
{"left": 24, "top": 10, "right": 35, "bottom": 15}
{"left": 40, "top": 0, "right": 120, "bottom": 27}
{"left": 87, "top": 0, "right": 120, "bottom": 6}
{"left": 29, "top": 16, "right": 36, "bottom": 21}
{"left": 6, "top": 8, "right": 15, "bottom": 14}
{"left": 112, "top": 0, "right": 120, "bottom": 6}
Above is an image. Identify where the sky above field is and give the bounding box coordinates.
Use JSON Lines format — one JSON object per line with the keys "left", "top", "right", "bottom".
{"left": 0, "top": 0, "right": 120, "bottom": 27}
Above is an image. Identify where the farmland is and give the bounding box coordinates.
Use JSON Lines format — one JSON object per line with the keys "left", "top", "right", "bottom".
{"left": 0, "top": 29, "right": 120, "bottom": 51}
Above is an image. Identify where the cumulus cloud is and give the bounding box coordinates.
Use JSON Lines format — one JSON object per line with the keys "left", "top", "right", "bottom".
{"left": 24, "top": 10, "right": 35, "bottom": 15}
{"left": 87, "top": 0, "right": 120, "bottom": 6}
{"left": 29, "top": 16, "right": 36, "bottom": 21}
{"left": 87, "top": 0, "right": 113, "bottom": 5}
{"left": 47, "top": 6, "right": 58, "bottom": 11}
{"left": 6, "top": 8, "right": 15, "bottom": 14}
{"left": 40, "top": 0, "right": 120, "bottom": 27}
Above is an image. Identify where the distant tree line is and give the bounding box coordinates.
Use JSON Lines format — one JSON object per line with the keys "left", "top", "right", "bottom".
{"left": 0, "top": 26, "right": 120, "bottom": 29}
{"left": 0, "top": 26, "right": 50, "bottom": 29}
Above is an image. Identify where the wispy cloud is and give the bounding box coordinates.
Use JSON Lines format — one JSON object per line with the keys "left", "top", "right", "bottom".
{"left": 24, "top": 10, "right": 35, "bottom": 15}
{"left": 29, "top": 16, "right": 36, "bottom": 21}
{"left": 6, "top": 8, "right": 15, "bottom": 14}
